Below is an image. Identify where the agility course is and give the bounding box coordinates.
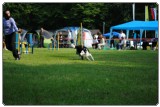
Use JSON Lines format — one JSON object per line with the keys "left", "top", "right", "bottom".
{"left": 3, "top": 25, "right": 159, "bottom": 105}
{"left": 3, "top": 3, "right": 159, "bottom": 105}
{"left": 15, "top": 32, "right": 34, "bottom": 54}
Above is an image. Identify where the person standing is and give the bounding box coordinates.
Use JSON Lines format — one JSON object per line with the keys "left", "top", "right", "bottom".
{"left": 133, "top": 31, "right": 138, "bottom": 49}
{"left": 39, "top": 28, "right": 44, "bottom": 48}
{"left": 3, "top": 10, "right": 20, "bottom": 60}
{"left": 119, "top": 30, "right": 126, "bottom": 48}
{"left": 119, "top": 30, "right": 126, "bottom": 39}
{"left": 110, "top": 37, "right": 115, "bottom": 48}
{"left": 92, "top": 35, "right": 99, "bottom": 49}
{"left": 59, "top": 32, "right": 64, "bottom": 48}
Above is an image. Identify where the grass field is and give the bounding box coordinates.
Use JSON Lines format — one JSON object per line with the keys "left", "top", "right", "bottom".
{"left": 3, "top": 48, "right": 158, "bottom": 105}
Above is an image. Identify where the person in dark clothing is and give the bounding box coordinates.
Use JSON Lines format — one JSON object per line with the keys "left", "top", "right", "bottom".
{"left": 142, "top": 39, "right": 149, "bottom": 50}
{"left": 39, "top": 28, "right": 44, "bottom": 48}
{"left": 3, "top": 10, "right": 21, "bottom": 60}
{"left": 92, "top": 35, "right": 98, "bottom": 49}
{"left": 151, "top": 38, "right": 158, "bottom": 50}
{"left": 97, "top": 32, "right": 102, "bottom": 44}
{"left": 110, "top": 37, "right": 115, "bottom": 48}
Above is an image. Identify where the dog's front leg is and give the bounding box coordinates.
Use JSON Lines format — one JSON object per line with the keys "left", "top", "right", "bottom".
{"left": 81, "top": 56, "right": 84, "bottom": 60}
{"left": 86, "top": 55, "right": 91, "bottom": 61}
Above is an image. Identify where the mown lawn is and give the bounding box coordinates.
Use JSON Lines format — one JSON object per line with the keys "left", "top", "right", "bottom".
{"left": 3, "top": 48, "right": 158, "bottom": 105}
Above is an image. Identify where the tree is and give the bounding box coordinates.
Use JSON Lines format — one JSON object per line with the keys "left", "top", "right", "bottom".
{"left": 3, "top": 3, "right": 158, "bottom": 32}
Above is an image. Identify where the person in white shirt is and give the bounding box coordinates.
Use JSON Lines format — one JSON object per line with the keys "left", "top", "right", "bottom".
{"left": 98, "top": 36, "right": 105, "bottom": 50}
{"left": 92, "top": 35, "right": 99, "bottom": 49}
{"left": 119, "top": 30, "right": 126, "bottom": 39}
{"left": 68, "top": 30, "right": 74, "bottom": 48}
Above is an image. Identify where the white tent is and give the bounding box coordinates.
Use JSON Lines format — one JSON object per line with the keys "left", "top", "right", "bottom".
{"left": 54, "top": 27, "right": 93, "bottom": 48}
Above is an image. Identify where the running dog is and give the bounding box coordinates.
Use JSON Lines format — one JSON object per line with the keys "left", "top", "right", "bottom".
{"left": 74, "top": 45, "right": 94, "bottom": 61}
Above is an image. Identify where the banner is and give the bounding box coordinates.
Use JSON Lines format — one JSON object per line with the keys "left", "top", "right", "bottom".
{"left": 145, "top": 6, "right": 149, "bottom": 21}
{"left": 153, "top": 8, "right": 157, "bottom": 20}
{"left": 150, "top": 8, "right": 155, "bottom": 20}
{"left": 150, "top": 8, "right": 157, "bottom": 20}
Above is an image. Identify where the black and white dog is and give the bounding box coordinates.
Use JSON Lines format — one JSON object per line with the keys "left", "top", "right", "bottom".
{"left": 72, "top": 45, "right": 94, "bottom": 61}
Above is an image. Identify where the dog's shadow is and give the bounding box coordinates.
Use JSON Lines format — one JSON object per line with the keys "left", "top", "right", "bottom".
{"left": 69, "top": 56, "right": 84, "bottom": 61}
{"left": 71, "top": 58, "right": 81, "bottom": 61}
{"left": 70, "top": 57, "right": 94, "bottom": 61}
{"left": 69, "top": 57, "right": 82, "bottom": 61}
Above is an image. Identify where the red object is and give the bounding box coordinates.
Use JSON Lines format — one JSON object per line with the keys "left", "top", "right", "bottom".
{"left": 150, "top": 8, "right": 155, "bottom": 20}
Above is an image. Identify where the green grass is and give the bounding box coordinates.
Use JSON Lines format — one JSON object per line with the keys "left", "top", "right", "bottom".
{"left": 3, "top": 48, "right": 158, "bottom": 105}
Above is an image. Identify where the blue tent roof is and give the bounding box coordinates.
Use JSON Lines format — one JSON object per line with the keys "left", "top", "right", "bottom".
{"left": 103, "top": 31, "right": 120, "bottom": 37}
{"left": 111, "top": 21, "right": 158, "bottom": 31}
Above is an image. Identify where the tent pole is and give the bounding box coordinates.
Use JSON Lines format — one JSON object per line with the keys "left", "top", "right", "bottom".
{"left": 155, "top": 30, "right": 157, "bottom": 38}
{"left": 54, "top": 32, "right": 56, "bottom": 51}
{"left": 140, "top": 29, "right": 144, "bottom": 49}
{"left": 57, "top": 32, "right": 59, "bottom": 51}
{"left": 109, "top": 28, "right": 113, "bottom": 47}
{"left": 18, "top": 33, "right": 20, "bottom": 54}
{"left": 81, "top": 23, "right": 83, "bottom": 47}
{"left": 132, "top": 3, "right": 135, "bottom": 21}
{"left": 126, "top": 30, "right": 129, "bottom": 40}
{"left": 103, "top": 22, "right": 105, "bottom": 34}
{"left": 77, "top": 29, "right": 81, "bottom": 46}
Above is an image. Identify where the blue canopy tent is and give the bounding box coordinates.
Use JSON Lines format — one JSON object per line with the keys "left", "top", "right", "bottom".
{"left": 109, "top": 20, "right": 158, "bottom": 47}
{"left": 103, "top": 31, "right": 120, "bottom": 37}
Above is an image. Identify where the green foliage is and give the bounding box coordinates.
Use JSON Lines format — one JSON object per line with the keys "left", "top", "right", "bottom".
{"left": 3, "top": 48, "right": 158, "bottom": 105}
{"left": 70, "top": 3, "right": 104, "bottom": 28}
{"left": 3, "top": 3, "right": 158, "bottom": 32}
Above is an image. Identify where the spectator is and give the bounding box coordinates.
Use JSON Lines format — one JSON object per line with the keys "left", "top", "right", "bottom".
{"left": 151, "top": 38, "right": 158, "bottom": 51}
{"left": 119, "top": 30, "right": 126, "bottom": 39}
{"left": 126, "top": 40, "right": 130, "bottom": 49}
{"left": 48, "top": 38, "right": 56, "bottom": 49}
{"left": 39, "top": 28, "right": 44, "bottom": 48}
{"left": 110, "top": 37, "right": 115, "bottom": 48}
{"left": 68, "top": 29, "right": 73, "bottom": 43}
{"left": 98, "top": 35, "right": 105, "bottom": 50}
{"left": 92, "top": 35, "right": 99, "bottom": 49}
{"left": 97, "top": 32, "right": 102, "bottom": 43}
{"left": 117, "top": 37, "right": 125, "bottom": 50}
{"left": 142, "top": 38, "right": 149, "bottom": 50}
{"left": 59, "top": 32, "right": 64, "bottom": 48}
{"left": 133, "top": 31, "right": 138, "bottom": 49}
